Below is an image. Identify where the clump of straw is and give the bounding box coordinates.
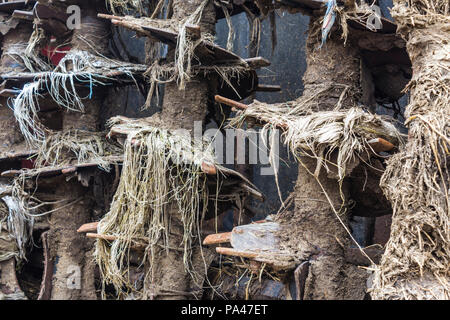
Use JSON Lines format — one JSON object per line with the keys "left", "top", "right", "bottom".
{"left": 230, "top": 93, "right": 402, "bottom": 183}
{"left": 138, "top": 0, "right": 249, "bottom": 106}
{"left": 174, "top": 0, "right": 211, "bottom": 89}
{"left": 11, "top": 50, "right": 146, "bottom": 147}
{"left": 95, "top": 117, "right": 218, "bottom": 297}
{"left": 35, "top": 130, "right": 122, "bottom": 171}
{"left": 337, "top": 1, "right": 385, "bottom": 45}
{"left": 144, "top": 58, "right": 249, "bottom": 108}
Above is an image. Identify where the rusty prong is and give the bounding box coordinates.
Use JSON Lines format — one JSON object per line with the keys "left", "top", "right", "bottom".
{"left": 86, "top": 233, "right": 117, "bottom": 241}
{"left": 240, "top": 183, "right": 264, "bottom": 201}
{"left": 77, "top": 222, "right": 99, "bottom": 233}
{"left": 61, "top": 167, "right": 76, "bottom": 175}
{"left": 215, "top": 95, "right": 248, "bottom": 111}
{"left": 249, "top": 260, "right": 263, "bottom": 274}
{"left": 97, "top": 13, "right": 124, "bottom": 21}
{"left": 86, "top": 233, "right": 146, "bottom": 250}
{"left": 216, "top": 247, "right": 258, "bottom": 259}
{"left": 368, "top": 138, "right": 395, "bottom": 153}
{"left": 203, "top": 232, "right": 232, "bottom": 245}
{"left": 255, "top": 84, "right": 281, "bottom": 92}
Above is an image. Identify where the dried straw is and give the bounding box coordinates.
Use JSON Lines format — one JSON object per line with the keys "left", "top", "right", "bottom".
{"left": 138, "top": 1, "right": 249, "bottom": 105}
{"left": 35, "top": 130, "right": 122, "bottom": 171}
{"left": 229, "top": 84, "right": 403, "bottom": 266}
{"left": 11, "top": 50, "right": 145, "bottom": 148}
{"left": 371, "top": 0, "right": 449, "bottom": 300}
{"left": 229, "top": 84, "right": 402, "bottom": 183}
{"left": 337, "top": 1, "right": 384, "bottom": 45}
{"left": 95, "top": 117, "right": 219, "bottom": 297}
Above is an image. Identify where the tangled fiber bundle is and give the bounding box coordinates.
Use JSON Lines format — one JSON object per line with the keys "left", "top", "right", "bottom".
{"left": 144, "top": 58, "right": 249, "bottom": 107}
{"left": 312, "top": 0, "right": 385, "bottom": 47}
{"left": 35, "top": 130, "right": 122, "bottom": 171}
{"left": 371, "top": 0, "right": 449, "bottom": 300}
{"left": 3, "top": 42, "right": 51, "bottom": 73}
{"left": 11, "top": 50, "right": 145, "bottom": 147}
{"left": 139, "top": 0, "right": 249, "bottom": 106}
{"left": 337, "top": 1, "right": 385, "bottom": 44}
{"left": 113, "top": 2, "right": 250, "bottom": 107}
{"left": 0, "top": 183, "right": 34, "bottom": 262}
{"left": 95, "top": 117, "right": 218, "bottom": 297}
{"left": 174, "top": 0, "right": 212, "bottom": 89}
{"left": 230, "top": 91, "right": 402, "bottom": 183}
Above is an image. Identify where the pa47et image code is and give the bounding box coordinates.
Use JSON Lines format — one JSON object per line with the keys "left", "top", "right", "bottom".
{"left": 180, "top": 304, "right": 269, "bottom": 318}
